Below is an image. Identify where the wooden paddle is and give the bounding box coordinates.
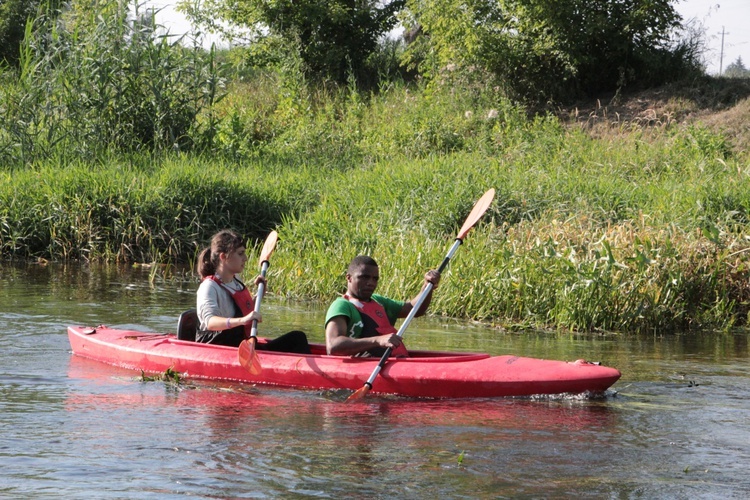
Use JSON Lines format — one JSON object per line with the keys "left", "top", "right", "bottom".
{"left": 346, "top": 188, "right": 496, "bottom": 402}
{"left": 238, "top": 230, "right": 279, "bottom": 374}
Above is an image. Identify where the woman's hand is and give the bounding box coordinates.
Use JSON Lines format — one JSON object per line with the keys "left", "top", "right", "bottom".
{"left": 241, "top": 310, "right": 262, "bottom": 325}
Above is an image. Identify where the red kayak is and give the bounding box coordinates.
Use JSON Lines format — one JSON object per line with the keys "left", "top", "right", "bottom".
{"left": 67, "top": 325, "right": 621, "bottom": 399}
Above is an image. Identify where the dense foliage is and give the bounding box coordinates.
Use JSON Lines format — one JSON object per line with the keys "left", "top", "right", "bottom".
{"left": 182, "top": 0, "right": 405, "bottom": 87}
{"left": 402, "top": 0, "right": 702, "bottom": 101}
{"left": 180, "top": 0, "right": 703, "bottom": 100}
{"left": 0, "top": 0, "right": 222, "bottom": 166}
{"left": 0, "top": 0, "right": 62, "bottom": 66}
{"left": 1, "top": 0, "right": 749, "bottom": 334}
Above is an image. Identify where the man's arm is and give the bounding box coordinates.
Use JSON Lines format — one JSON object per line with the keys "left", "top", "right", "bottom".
{"left": 398, "top": 270, "right": 441, "bottom": 318}
{"left": 325, "top": 316, "right": 402, "bottom": 356}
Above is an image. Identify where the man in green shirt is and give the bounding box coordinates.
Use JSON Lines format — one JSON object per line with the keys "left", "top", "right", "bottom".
{"left": 324, "top": 255, "right": 440, "bottom": 357}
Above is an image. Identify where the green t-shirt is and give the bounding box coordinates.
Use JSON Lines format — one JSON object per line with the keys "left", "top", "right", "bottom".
{"left": 325, "top": 294, "right": 404, "bottom": 338}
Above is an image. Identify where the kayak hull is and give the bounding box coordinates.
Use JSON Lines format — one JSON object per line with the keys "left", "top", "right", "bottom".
{"left": 67, "top": 325, "right": 621, "bottom": 399}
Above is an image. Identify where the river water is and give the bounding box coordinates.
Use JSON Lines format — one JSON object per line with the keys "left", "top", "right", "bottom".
{"left": 1, "top": 262, "right": 748, "bottom": 498}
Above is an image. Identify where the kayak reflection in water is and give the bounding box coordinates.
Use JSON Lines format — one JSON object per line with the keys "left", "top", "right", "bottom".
{"left": 195, "top": 229, "right": 310, "bottom": 353}
{"left": 325, "top": 255, "right": 440, "bottom": 357}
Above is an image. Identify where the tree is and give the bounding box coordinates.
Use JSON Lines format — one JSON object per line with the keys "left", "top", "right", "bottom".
{"left": 403, "top": 0, "right": 693, "bottom": 102}
{"left": 724, "top": 57, "right": 750, "bottom": 78}
{"left": 181, "top": 0, "right": 404, "bottom": 86}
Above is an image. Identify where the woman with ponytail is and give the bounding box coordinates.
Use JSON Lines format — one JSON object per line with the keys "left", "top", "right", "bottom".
{"left": 195, "top": 229, "right": 310, "bottom": 353}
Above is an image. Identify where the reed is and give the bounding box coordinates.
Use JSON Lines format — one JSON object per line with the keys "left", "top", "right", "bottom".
{"left": 0, "top": 0, "right": 222, "bottom": 166}
{"left": 2, "top": 34, "right": 749, "bottom": 332}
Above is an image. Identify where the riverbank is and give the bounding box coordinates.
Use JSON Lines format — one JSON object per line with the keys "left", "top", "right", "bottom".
{"left": 2, "top": 79, "right": 750, "bottom": 333}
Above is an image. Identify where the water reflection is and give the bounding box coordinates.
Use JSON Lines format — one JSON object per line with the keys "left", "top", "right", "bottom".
{"left": 2, "top": 261, "right": 750, "bottom": 497}
{"left": 65, "top": 352, "right": 625, "bottom": 488}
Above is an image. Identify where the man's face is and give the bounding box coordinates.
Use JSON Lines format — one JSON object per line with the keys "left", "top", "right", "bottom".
{"left": 346, "top": 264, "right": 379, "bottom": 300}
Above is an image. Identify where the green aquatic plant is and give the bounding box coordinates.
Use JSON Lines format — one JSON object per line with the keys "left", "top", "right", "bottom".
{"left": 140, "top": 367, "right": 182, "bottom": 384}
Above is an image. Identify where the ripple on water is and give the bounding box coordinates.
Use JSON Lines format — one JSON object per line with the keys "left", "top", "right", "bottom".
{"left": 2, "top": 263, "right": 750, "bottom": 497}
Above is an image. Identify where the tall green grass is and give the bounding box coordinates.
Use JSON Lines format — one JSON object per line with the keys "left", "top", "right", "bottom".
{"left": 1, "top": 15, "right": 749, "bottom": 333}
{"left": 0, "top": 1, "right": 222, "bottom": 167}
{"left": 263, "top": 141, "right": 749, "bottom": 334}
{"left": 1, "top": 156, "right": 315, "bottom": 262}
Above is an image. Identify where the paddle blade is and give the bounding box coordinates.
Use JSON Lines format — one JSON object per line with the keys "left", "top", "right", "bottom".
{"left": 346, "top": 384, "right": 371, "bottom": 402}
{"left": 238, "top": 339, "right": 262, "bottom": 375}
{"left": 258, "top": 230, "right": 279, "bottom": 267}
{"left": 457, "top": 188, "right": 495, "bottom": 240}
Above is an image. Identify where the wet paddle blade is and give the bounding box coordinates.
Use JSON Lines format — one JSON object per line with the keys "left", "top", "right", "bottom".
{"left": 259, "top": 230, "right": 279, "bottom": 266}
{"left": 457, "top": 188, "right": 495, "bottom": 240}
{"left": 346, "top": 384, "right": 370, "bottom": 402}
{"left": 238, "top": 339, "right": 261, "bottom": 375}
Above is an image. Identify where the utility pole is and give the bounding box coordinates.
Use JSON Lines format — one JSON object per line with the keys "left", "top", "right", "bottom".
{"left": 719, "top": 26, "right": 729, "bottom": 75}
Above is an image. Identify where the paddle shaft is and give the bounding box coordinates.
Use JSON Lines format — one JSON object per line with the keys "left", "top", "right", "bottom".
{"left": 238, "top": 230, "right": 279, "bottom": 374}
{"left": 359, "top": 238, "right": 463, "bottom": 390}
{"left": 249, "top": 260, "right": 270, "bottom": 339}
{"left": 346, "top": 189, "right": 494, "bottom": 401}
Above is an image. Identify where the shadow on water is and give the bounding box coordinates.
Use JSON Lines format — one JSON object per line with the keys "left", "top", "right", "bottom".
{"left": 1, "top": 261, "right": 749, "bottom": 497}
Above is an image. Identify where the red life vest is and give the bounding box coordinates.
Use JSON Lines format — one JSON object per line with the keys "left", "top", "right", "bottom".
{"left": 343, "top": 294, "right": 408, "bottom": 357}
{"left": 206, "top": 275, "right": 254, "bottom": 339}
{"left": 343, "top": 294, "right": 397, "bottom": 335}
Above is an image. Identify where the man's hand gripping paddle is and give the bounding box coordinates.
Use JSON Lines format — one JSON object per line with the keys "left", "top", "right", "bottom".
{"left": 238, "top": 231, "right": 279, "bottom": 374}
{"left": 346, "top": 189, "right": 495, "bottom": 402}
